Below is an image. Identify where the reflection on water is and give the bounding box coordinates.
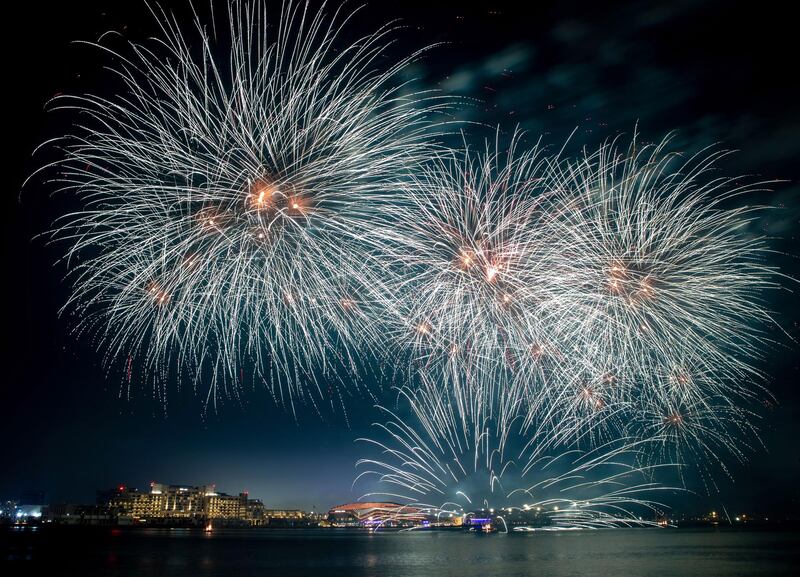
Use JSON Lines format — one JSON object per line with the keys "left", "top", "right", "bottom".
{"left": 2, "top": 527, "right": 799, "bottom": 577}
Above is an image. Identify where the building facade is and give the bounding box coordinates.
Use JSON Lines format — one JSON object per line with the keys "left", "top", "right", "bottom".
{"left": 97, "top": 483, "right": 267, "bottom": 525}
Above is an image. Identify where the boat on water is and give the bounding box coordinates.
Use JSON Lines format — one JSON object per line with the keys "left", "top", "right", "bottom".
{"left": 467, "top": 521, "right": 498, "bottom": 533}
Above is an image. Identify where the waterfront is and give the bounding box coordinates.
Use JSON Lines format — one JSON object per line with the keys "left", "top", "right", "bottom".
{"left": 2, "top": 527, "right": 798, "bottom": 576}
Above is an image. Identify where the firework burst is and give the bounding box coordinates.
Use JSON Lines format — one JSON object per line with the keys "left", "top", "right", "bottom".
{"left": 535, "top": 133, "right": 781, "bottom": 470}
{"left": 371, "top": 130, "right": 578, "bottom": 394}
{"left": 33, "top": 1, "right": 446, "bottom": 412}
{"left": 355, "top": 382, "right": 678, "bottom": 530}
{"left": 27, "top": 0, "right": 788, "bottom": 500}
{"left": 540, "top": 133, "right": 779, "bottom": 394}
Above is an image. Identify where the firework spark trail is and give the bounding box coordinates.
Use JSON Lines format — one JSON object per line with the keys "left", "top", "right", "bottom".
{"left": 32, "top": 0, "right": 448, "bottom": 413}
{"left": 355, "top": 380, "right": 679, "bottom": 529}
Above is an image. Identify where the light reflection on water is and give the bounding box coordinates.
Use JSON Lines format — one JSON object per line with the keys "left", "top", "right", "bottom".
{"left": 2, "top": 527, "right": 799, "bottom": 577}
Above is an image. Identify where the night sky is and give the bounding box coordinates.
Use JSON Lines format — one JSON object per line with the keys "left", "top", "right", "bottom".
{"left": 4, "top": 0, "right": 799, "bottom": 514}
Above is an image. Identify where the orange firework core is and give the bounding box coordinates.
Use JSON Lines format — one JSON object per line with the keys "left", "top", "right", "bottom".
{"left": 249, "top": 180, "right": 276, "bottom": 209}
{"left": 287, "top": 195, "right": 308, "bottom": 214}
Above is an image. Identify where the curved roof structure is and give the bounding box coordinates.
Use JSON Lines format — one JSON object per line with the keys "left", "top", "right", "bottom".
{"left": 327, "top": 502, "right": 425, "bottom": 524}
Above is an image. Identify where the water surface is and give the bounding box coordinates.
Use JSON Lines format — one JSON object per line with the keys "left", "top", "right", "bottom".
{"left": 3, "top": 526, "right": 798, "bottom": 576}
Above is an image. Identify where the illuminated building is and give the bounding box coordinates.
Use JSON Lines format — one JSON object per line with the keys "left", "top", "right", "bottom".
{"left": 206, "top": 493, "right": 248, "bottom": 520}
{"left": 260, "top": 509, "right": 312, "bottom": 526}
{"left": 327, "top": 502, "right": 425, "bottom": 527}
{"left": 98, "top": 482, "right": 268, "bottom": 525}
{"left": 13, "top": 490, "right": 45, "bottom": 522}
{"left": 151, "top": 483, "right": 210, "bottom": 518}
{"left": 263, "top": 509, "right": 305, "bottom": 520}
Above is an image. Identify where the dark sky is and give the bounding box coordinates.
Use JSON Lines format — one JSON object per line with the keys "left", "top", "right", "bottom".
{"left": 3, "top": 0, "right": 799, "bottom": 514}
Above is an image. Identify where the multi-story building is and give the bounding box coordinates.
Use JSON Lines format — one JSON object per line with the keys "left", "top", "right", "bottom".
{"left": 263, "top": 509, "right": 306, "bottom": 520}
{"left": 100, "top": 485, "right": 165, "bottom": 521}
{"left": 152, "top": 483, "right": 211, "bottom": 518}
{"left": 98, "top": 483, "right": 268, "bottom": 525}
{"left": 206, "top": 492, "right": 248, "bottom": 520}
{"left": 244, "top": 497, "right": 267, "bottom": 525}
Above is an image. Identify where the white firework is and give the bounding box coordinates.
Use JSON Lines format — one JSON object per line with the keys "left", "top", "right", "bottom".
{"left": 539, "top": 133, "right": 780, "bottom": 407}
{"left": 370, "top": 130, "right": 577, "bottom": 396}
{"left": 355, "top": 382, "right": 678, "bottom": 530}
{"left": 33, "top": 1, "right": 447, "bottom": 412}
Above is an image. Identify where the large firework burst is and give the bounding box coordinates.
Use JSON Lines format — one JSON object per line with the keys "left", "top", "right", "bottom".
{"left": 34, "top": 1, "right": 446, "bottom": 412}
{"left": 371, "top": 130, "right": 579, "bottom": 394}
{"left": 537, "top": 133, "right": 780, "bottom": 470}
{"left": 541, "top": 133, "right": 779, "bottom": 390}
